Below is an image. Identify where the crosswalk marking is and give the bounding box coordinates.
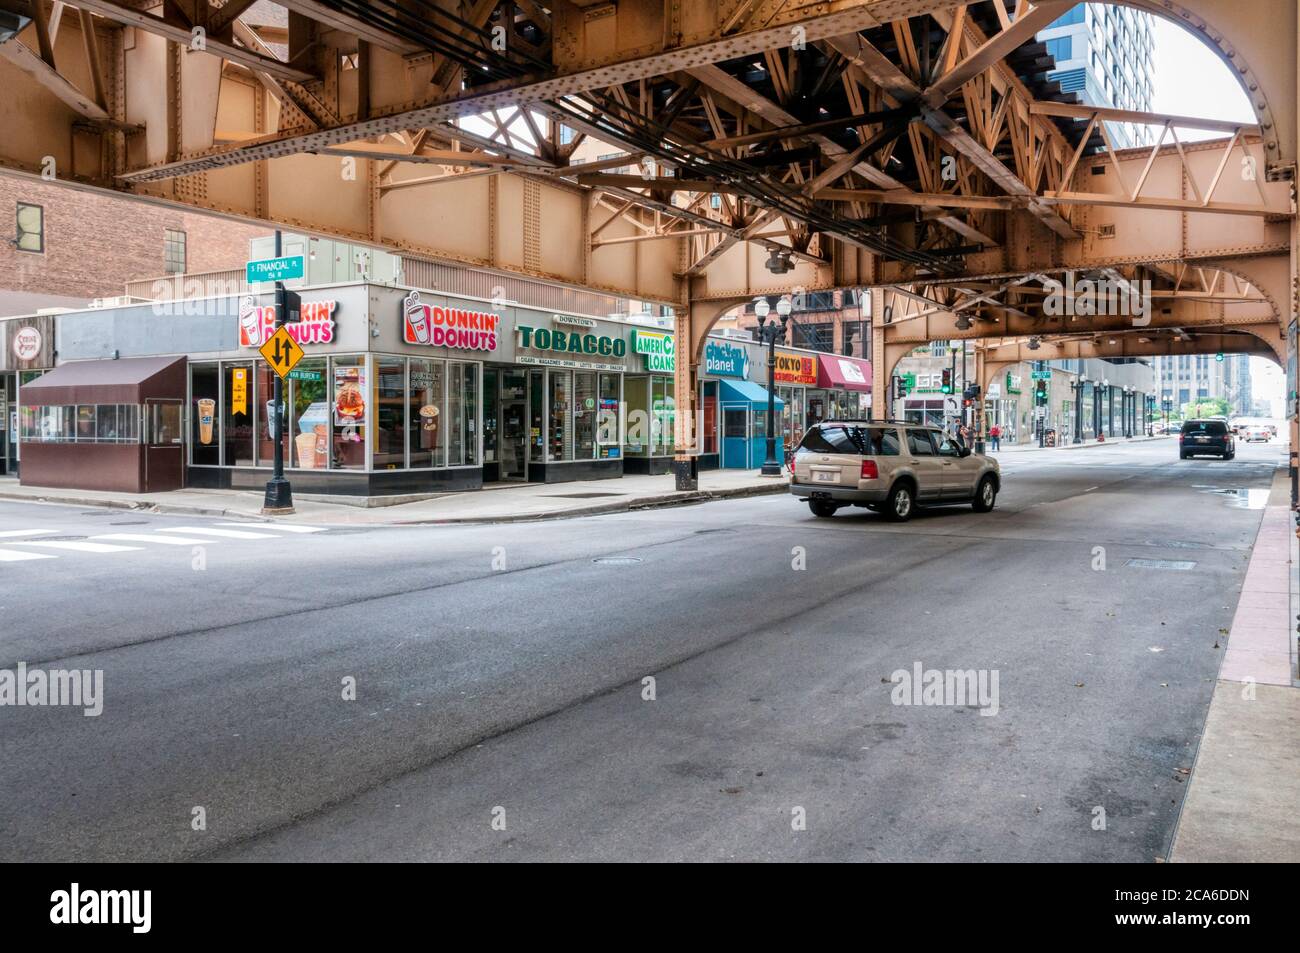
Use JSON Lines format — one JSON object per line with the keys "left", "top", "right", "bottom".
{"left": 13, "top": 540, "right": 142, "bottom": 553}
{"left": 0, "top": 529, "right": 56, "bottom": 538}
{"left": 0, "top": 548, "right": 56, "bottom": 562}
{"left": 156, "top": 527, "right": 281, "bottom": 540}
{"left": 215, "top": 522, "right": 328, "bottom": 534}
{"left": 92, "top": 533, "right": 214, "bottom": 546}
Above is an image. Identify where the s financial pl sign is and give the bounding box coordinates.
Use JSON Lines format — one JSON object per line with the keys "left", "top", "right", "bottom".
{"left": 630, "top": 329, "right": 674, "bottom": 372}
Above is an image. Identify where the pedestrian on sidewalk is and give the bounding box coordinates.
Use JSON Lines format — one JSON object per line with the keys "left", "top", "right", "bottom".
{"left": 989, "top": 424, "right": 1001, "bottom": 451}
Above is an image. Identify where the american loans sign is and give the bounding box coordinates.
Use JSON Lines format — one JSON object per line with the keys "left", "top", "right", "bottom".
{"left": 403, "top": 290, "right": 500, "bottom": 352}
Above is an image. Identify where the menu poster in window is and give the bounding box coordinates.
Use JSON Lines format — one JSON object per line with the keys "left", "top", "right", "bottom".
{"left": 231, "top": 368, "right": 248, "bottom": 415}
{"left": 334, "top": 365, "right": 366, "bottom": 426}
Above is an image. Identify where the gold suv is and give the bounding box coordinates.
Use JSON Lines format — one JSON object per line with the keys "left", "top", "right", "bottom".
{"left": 790, "top": 420, "right": 1001, "bottom": 521}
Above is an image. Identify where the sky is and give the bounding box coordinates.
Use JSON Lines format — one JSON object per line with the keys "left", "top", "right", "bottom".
{"left": 1147, "top": 11, "right": 1284, "bottom": 415}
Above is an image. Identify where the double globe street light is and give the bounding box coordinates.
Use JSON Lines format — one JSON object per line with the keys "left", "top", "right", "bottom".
{"left": 754, "top": 296, "right": 792, "bottom": 476}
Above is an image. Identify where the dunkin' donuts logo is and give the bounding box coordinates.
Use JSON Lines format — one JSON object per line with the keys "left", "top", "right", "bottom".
{"left": 402, "top": 290, "right": 499, "bottom": 352}
{"left": 238, "top": 296, "right": 336, "bottom": 347}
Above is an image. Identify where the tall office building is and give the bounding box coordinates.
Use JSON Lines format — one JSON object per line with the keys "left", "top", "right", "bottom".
{"left": 1153, "top": 353, "right": 1252, "bottom": 413}
{"left": 1038, "top": 4, "right": 1156, "bottom": 148}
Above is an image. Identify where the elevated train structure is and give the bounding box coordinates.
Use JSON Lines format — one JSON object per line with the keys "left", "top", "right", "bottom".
{"left": 0, "top": 0, "right": 1294, "bottom": 486}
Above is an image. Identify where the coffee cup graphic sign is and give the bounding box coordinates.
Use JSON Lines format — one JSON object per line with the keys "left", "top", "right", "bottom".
{"left": 238, "top": 296, "right": 262, "bottom": 347}
{"left": 196, "top": 398, "right": 215, "bottom": 445}
{"left": 403, "top": 290, "right": 430, "bottom": 344}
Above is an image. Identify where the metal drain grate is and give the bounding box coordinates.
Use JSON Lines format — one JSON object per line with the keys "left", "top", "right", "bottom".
{"left": 593, "top": 556, "right": 642, "bottom": 565}
{"left": 1126, "top": 558, "right": 1197, "bottom": 571}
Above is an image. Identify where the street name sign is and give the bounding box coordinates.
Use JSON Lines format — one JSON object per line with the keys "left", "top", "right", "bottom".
{"left": 246, "top": 255, "right": 305, "bottom": 284}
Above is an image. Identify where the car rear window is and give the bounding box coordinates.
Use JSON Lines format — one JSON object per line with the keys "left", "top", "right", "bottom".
{"left": 1182, "top": 420, "right": 1228, "bottom": 435}
{"left": 799, "top": 426, "right": 900, "bottom": 455}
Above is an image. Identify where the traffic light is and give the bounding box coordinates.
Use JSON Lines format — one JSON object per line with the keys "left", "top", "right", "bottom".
{"left": 963, "top": 384, "right": 981, "bottom": 401}
{"left": 894, "top": 377, "right": 909, "bottom": 400}
{"left": 1034, "top": 378, "right": 1048, "bottom": 402}
{"left": 940, "top": 368, "right": 953, "bottom": 394}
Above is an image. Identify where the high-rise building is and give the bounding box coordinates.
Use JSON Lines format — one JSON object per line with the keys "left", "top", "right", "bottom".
{"left": 1153, "top": 353, "right": 1252, "bottom": 414}
{"left": 1038, "top": 4, "right": 1156, "bottom": 148}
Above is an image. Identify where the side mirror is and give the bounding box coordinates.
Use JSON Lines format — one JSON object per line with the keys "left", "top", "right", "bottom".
{"left": 958, "top": 447, "right": 972, "bottom": 458}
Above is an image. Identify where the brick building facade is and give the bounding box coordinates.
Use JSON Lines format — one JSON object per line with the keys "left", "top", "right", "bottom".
{"left": 714, "top": 289, "right": 870, "bottom": 359}
{"left": 1, "top": 173, "right": 264, "bottom": 316}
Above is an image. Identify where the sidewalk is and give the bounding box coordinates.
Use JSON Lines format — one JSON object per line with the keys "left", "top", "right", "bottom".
{"left": 0, "top": 468, "right": 791, "bottom": 526}
{"left": 1169, "top": 472, "right": 1300, "bottom": 862}
{"left": 989, "top": 433, "right": 1166, "bottom": 454}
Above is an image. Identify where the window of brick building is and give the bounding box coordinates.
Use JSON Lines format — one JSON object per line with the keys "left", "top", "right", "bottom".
{"left": 16, "top": 202, "right": 43, "bottom": 253}
{"left": 792, "top": 321, "right": 833, "bottom": 352}
{"left": 164, "top": 229, "right": 187, "bottom": 274}
{"left": 843, "top": 321, "right": 870, "bottom": 360}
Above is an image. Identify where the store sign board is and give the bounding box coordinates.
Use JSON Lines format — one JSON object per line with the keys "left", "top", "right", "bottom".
{"left": 12, "top": 326, "right": 42, "bottom": 362}
{"left": 553, "top": 314, "right": 597, "bottom": 328}
{"left": 239, "top": 297, "right": 336, "bottom": 347}
{"left": 631, "top": 329, "right": 675, "bottom": 371}
{"left": 402, "top": 290, "right": 500, "bottom": 351}
{"left": 705, "top": 341, "right": 749, "bottom": 378}
{"left": 1005, "top": 373, "right": 1023, "bottom": 395}
{"left": 774, "top": 350, "right": 817, "bottom": 385}
{"left": 516, "top": 324, "right": 627, "bottom": 360}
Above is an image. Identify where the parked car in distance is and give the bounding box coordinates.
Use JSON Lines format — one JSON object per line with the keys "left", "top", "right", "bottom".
{"left": 1242, "top": 425, "right": 1271, "bottom": 443}
{"left": 789, "top": 420, "right": 1001, "bottom": 522}
{"left": 1179, "top": 419, "right": 1235, "bottom": 459}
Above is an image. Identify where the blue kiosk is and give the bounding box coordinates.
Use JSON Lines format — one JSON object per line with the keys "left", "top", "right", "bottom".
{"left": 719, "top": 379, "right": 783, "bottom": 469}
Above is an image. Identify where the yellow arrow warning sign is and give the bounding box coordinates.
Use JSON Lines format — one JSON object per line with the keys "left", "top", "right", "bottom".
{"left": 259, "top": 326, "right": 304, "bottom": 378}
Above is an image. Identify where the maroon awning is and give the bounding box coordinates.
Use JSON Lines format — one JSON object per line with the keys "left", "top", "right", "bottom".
{"left": 816, "top": 354, "right": 872, "bottom": 392}
{"left": 20, "top": 356, "right": 187, "bottom": 406}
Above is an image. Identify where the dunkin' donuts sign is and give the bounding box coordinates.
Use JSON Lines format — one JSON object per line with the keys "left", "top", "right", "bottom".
{"left": 402, "top": 290, "right": 500, "bottom": 352}
{"left": 238, "top": 296, "right": 337, "bottom": 347}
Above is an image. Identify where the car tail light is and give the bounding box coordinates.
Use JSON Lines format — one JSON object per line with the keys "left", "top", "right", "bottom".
{"left": 1177, "top": 433, "right": 1184, "bottom": 442}
{"left": 861, "top": 460, "right": 879, "bottom": 480}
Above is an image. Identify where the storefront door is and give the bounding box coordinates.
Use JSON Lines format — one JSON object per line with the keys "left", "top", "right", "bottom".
{"left": 0, "top": 372, "right": 13, "bottom": 475}
{"left": 499, "top": 370, "right": 528, "bottom": 481}
{"left": 721, "top": 406, "right": 749, "bottom": 468}
{"left": 144, "top": 399, "right": 184, "bottom": 491}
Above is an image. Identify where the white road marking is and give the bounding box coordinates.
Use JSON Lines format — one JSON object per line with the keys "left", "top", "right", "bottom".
{"left": 12, "top": 540, "right": 143, "bottom": 553}
{"left": 0, "top": 548, "right": 56, "bottom": 562}
{"left": 215, "top": 523, "right": 328, "bottom": 533}
{"left": 0, "top": 529, "right": 57, "bottom": 538}
{"left": 92, "top": 533, "right": 215, "bottom": 546}
{"left": 156, "top": 527, "right": 281, "bottom": 540}
{"left": 1084, "top": 486, "right": 1100, "bottom": 492}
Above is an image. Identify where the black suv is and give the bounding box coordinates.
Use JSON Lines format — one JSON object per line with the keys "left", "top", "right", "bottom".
{"left": 1179, "top": 419, "right": 1234, "bottom": 460}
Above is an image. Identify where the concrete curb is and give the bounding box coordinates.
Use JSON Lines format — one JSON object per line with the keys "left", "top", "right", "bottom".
{"left": 0, "top": 479, "right": 792, "bottom": 526}
{"left": 390, "top": 479, "right": 791, "bottom": 525}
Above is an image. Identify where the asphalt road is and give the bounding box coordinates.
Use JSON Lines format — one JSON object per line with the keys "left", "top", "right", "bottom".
{"left": 0, "top": 437, "right": 1284, "bottom": 862}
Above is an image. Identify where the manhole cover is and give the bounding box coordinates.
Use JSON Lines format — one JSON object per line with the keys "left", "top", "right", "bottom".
{"left": 544, "top": 492, "right": 627, "bottom": 499}
{"left": 593, "top": 556, "right": 642, "bottom": 565}
{"left": 1126, "top": 558, "right": 1197, "bottom": 571}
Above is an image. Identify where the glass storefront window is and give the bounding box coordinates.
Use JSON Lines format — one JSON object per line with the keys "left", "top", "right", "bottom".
{"left": 548, "top": 369, "right": 572, "bottom": 462}
{"left": 529, "top": 370, "right": 544, "bottom": 461}
{"left": 651, "top": 376, "right": 674, "bottom": 456}
{"left": 76, "top": 405, "right": 96, "bottom": 441}
{"left": 332, "top": 357, "right": 366, "bottom": 470}
{"left": 701, "top": 381, "right": 718, "bottom": 454}
{"left": 190, "top": 363, "right": 220, "bottom": 465}
{"left": 623, "top": 376, "right": 649, "bottom": 456}
{"left": 255, "top": 362, "right": 291, "bottom": 468}
{"left": 224, "top": 363, "right": 254, "bottom": 466}
{"left": 597, "top": 373, "right": 620, "bottom": 456}
{"left": 374, "top": 356, "right": 407, "bottom": 469}
{"left": 574, "top": 371, "right": 596, "bottom": 459}
{"left": 20, "top": 405, "right": 142, "bottom": 444}
{"left": 409, "top": 359, "right": 444, "bottom": 468}
{"left": 462, "top": 362, "right": 478, "bottom": 466}
{"left": 448, "top": 362, "right": 467, "bottom": 466}
{"left": 148, "top": 403, "right": 182, "bottom": 444}
{"left": 291, "top": 359, "right": 328, "bottom": 469}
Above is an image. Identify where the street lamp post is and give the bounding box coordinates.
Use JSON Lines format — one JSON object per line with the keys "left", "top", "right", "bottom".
{"left": 1073, "top": 374, "right": 1088, "bottom": 444}
{"left": 1123, "top": 386, "right": 1133, "bottom": 438}
{"left": 755, "top": 296, "right": 791, "bottom": 476}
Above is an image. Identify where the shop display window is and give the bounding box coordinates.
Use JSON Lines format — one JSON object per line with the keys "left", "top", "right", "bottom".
{"left": 548, "top": 369, "right": 572, "bottom": 462}
{"left": 701, "top": 381, "right": 718, "bottom": 455}
{"left": 20, "top": 405, "right": 141, "bottom": 444}
{"left": 651, "top": 376, "right": 674, "bottom": 455}
{"left": 190, "top": 363, "right": 221, "bottom": 465}
{"left": 573, "top": 371, "right": 596, "bottom": 459}
{"left": 290, "top": 358, "right": 329, "bottom": 469}
{"left": 147, "top": 403, "right": 182, "bottom": 444}
{"left": 332, "top": 357, "right": 367, "bottom": 470}
{"left": 374, "top": 356, "right": 407, "bottom": 469}
{"left": 224, "top": 363, "right": 254, "bottom": 467}
{"left": 461, "top": 362, "right": 478, "bottom": 466}
{"left": 408, "top": 358, "right": 444, "bottom": 468}
{"left": 597, "top": 373, "right": 620, "bottom": 457}
{"left": 623, "top": 376, "right": 649, "bottom": 456}
{"left": 255, "top": 363, "right": 292, "bottom": 468}
{"left": 447, "top": 362, "right": 467, "bottom": 466}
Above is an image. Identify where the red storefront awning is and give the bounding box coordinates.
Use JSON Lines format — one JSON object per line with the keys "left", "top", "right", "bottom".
{"left": 816, "top": 355, "right": 872, "bottom": 392}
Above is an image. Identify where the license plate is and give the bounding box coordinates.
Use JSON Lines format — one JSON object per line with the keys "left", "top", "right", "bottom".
{"left": 814, "top": 471, "right": 838, "bottom": 483}
{"left": 1195, "top": 437, "right": 1208, "bottom": 443}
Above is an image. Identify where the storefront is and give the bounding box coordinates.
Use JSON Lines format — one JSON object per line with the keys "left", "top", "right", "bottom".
{"left": 813, "top": 353, "right": 873, "bottom": 421}
{"left": 719, "top": 379, "right": 784, "bottom": 469}
{"left": 698, "top": 338, "right": 754, "bottom": 470}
